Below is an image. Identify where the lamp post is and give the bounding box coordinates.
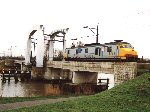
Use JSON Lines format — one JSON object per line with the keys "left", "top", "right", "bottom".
{"left": 83, "top": 23, "right": 99, "bottom": 43}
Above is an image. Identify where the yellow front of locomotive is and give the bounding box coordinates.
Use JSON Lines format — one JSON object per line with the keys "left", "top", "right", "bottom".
{"left": 118, "top": 44, "right": 138, "bottom": 60}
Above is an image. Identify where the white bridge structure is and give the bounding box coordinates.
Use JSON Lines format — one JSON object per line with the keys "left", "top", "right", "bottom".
{"left": 25, "top": 25, "right": 69, "bottom": 67}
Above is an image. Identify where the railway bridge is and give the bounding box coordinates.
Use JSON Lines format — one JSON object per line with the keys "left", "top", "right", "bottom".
{"left": 23, "top": 25, "right": 137, "bottom": 87}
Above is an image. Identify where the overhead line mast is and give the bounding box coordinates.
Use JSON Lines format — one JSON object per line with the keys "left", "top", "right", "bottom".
{"left": 96, "top": 23, "right": 99, "bottom": 43}
{"left": 83, "top": 23, "right": 99, "bottom": 43}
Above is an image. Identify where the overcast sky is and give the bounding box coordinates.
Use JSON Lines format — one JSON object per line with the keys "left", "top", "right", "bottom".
{"left": 0, "top": 0, "right": 150, "bottom": 58}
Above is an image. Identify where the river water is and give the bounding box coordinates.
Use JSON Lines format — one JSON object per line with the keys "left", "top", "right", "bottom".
{"left": 0, "top": 74, "right": 114, "bottom": 97}
{"left": 0, "top": 79, "right": 63, "bottom": 97}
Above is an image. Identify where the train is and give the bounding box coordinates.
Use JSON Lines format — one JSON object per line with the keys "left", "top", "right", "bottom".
{"left": 64, "top": 40, "right": 138, "bottom": 61}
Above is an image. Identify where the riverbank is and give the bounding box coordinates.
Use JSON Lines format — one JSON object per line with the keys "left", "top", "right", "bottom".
{"left": 0, "top": 95, "right": 78, "bottom": 104}
{"left": 3, "top": 73, "right": 150, "bottom": 112}
{"left": 0, "top": 97, "right": 78, "bottom": 111}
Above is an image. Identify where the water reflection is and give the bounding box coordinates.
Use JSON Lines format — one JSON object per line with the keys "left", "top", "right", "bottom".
{"left": 0, "top": 78, "right": 63, "bottom": 97}
{"left": 0, "top": 73, "right": 115, "bottom": 97}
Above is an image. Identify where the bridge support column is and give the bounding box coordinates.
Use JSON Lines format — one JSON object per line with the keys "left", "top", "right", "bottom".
{"left": 25, "top": 38, "right": 32, "bottom": 65}
{"left": 45, "top": 68, "right": 62, "bottom": 79}
{"left": 31, "top": 67, "right": 45, "bottom": 80}
{"left": 72, "top": 71, "right": 98, "bottom": 83}
{"left": 114, "top": 62, "right": 137, "bottom": 85}
{"left": 36, "top": 25, "right": 44, "bottom": 67}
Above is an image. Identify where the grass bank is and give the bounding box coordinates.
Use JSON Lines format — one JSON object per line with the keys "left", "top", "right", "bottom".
{"left": 6, "top": 73, "right": 150, "bottom": 112}
{"left": 0, "top": 95, "right": 77, "bottom": 104}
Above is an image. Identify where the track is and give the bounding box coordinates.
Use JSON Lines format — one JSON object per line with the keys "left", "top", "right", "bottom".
{"left": 64, "top": 57, "right": 139, "bottom": 62}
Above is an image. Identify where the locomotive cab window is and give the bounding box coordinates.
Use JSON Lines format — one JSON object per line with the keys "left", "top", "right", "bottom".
{"left": 120, "top": 45, "right": 127, "bottom": 48}
{"left": 107, "top": 47, "right": 112, "bottom": 52}
{"left": 129, "top": 44, "right": 133, "bottom": 48}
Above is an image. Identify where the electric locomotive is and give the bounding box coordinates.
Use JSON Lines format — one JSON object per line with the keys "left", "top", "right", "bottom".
{"left": 64, "top": 40, "right": 138, "bottom": 61}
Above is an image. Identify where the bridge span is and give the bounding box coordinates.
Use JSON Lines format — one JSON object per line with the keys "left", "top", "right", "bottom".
{"left": 31, "top": 61, "right": 137, "bottom": 85}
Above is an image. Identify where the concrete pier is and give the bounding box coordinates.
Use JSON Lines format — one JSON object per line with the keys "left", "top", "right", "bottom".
{"left": 114, "top": 62, "right": 137, "bottom": 85}
{"left": 31, "top": 67, "right": 45, "bottom": 80}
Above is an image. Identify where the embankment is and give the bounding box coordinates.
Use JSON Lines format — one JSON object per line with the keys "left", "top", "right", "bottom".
{"left": 6, "top": 73, "right": 150, "bottom": 112}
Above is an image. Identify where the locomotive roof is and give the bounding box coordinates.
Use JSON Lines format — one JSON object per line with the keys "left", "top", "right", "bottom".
{"left": 104, "top": 41, "right": 129, "bottom": 45}
{"left": 85, "top": 43, "right": 100, "bottom": 46}
{"left": 84, "top": 43, "right": 106, "bottom": 47}
{"left": 66, "top": 40, "right": 130, "bottom": 49}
